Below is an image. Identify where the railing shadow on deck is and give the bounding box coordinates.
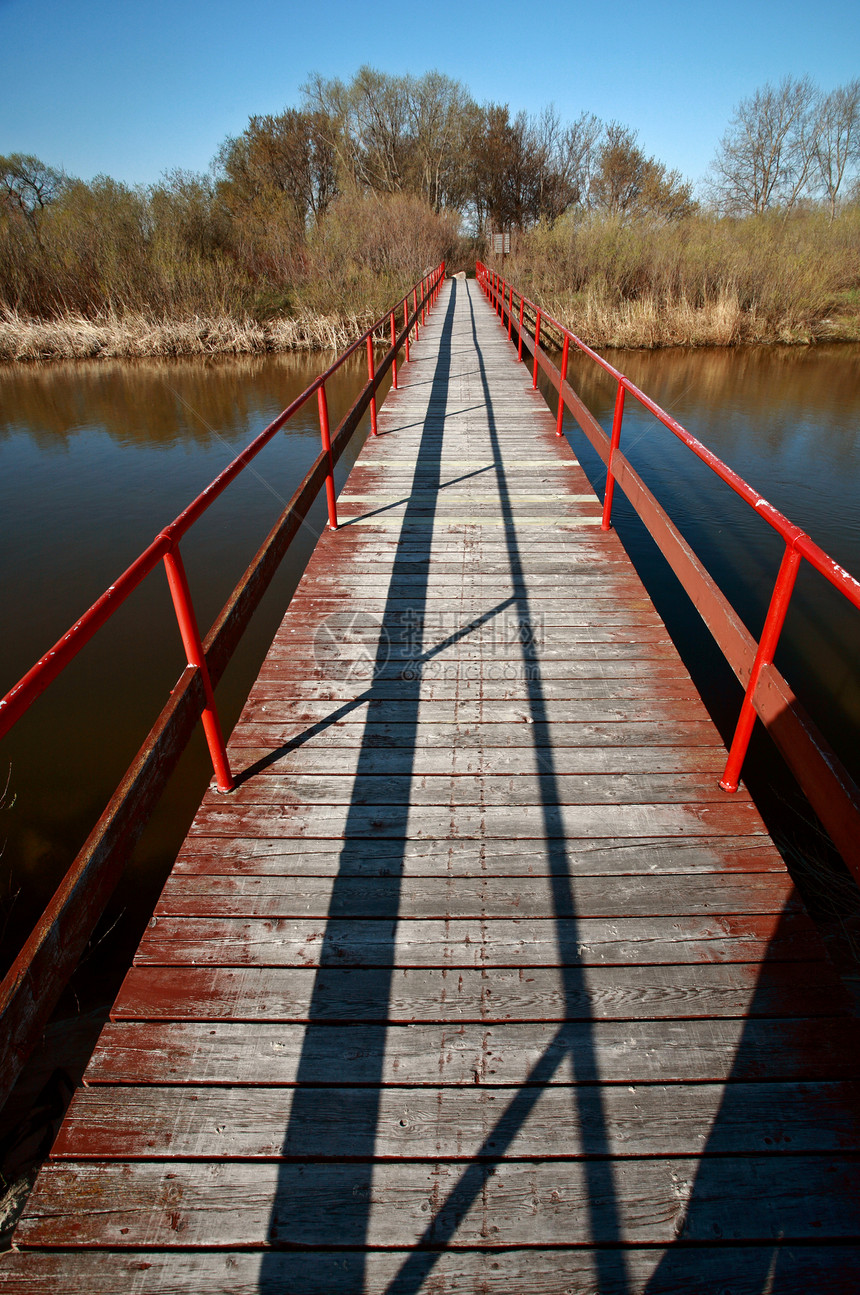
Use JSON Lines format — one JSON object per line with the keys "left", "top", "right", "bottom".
{"left": 0, "top": 268, "right": 444, "bottom": 1117}
{"left": 254, "top": 282, "right": 860, "bottom": 1292}
{"left": 642, "top": 893, "right": 860, "bottom": 1293}
{"left": 258, "top": 282, "right": 459, "bottom": 1286}
{"left": 256, "top": 280, "right": 628, "bottom": 1291}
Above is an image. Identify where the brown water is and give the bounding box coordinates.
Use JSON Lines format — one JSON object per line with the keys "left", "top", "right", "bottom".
{"left": 0, "top": 351, "right": 383, "bottom": 1002}
{"left": 550, "top": 342, "right": 860, "bottom": 913}
{"left": 0, "top": 342, "right": 859, "bottom": 1006}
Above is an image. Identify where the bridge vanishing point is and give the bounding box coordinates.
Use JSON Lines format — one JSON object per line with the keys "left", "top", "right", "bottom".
{"left": 2, "top": 271, "right": 860, "bottom": 1293}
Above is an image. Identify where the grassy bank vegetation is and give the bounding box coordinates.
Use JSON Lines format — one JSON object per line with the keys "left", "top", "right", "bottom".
{"left": 501, "top": 206, "right": 860, "bottom": 348}
{"left": 0, "top": 178, "right": 460, "bottom": 360}
{"left": 2, "top": 68, "right": 859, "bottom": 358}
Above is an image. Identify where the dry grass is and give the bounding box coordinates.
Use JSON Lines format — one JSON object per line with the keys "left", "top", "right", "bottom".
{"left": 538, "top": 287, "right": 856, "bottom": 349}
{"left": 0, "top": 308, "right": 378, "bottom": 362}
{"left": 537, "top": 287, "right": 749, "bottom": 348}
{"left": 501, "top": 207, "right": 860, "bottom": 349}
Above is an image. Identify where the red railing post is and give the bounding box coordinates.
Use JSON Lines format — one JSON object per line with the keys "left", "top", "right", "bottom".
{"left": 556, "top": 334, "right": 570, "bottom": 438}
{"left": 507, "top": 286, "right": 513, "bottom": 340}
{"left": 532, "top": 311, "right": 542, "bottom": 388}
{"left": 500, "top": 279, "right": 505, "bottom": 320}
{"left": 162, "top": 545, "right": 233, "bottom": 793}
{"left": 421, "top": 278, "right": 426, "bottom": 326}
{"left": 317, "top": 381, "right": 338, "bottom": 530}
{"left": 367, "top": 335, "right": 378, "bottom": 436}
{"left": 720, "top": 544, "right": 802, "bottom": 792}
{"left": 518, "top": 297, "right": 524, "bottom": 360}
{"left": 404, "top": 299, "right": 410, "bottom": 363}
{"left": 390, "top": 312, "right": 398, "bottom": 390}
{"left": 414, "top": 288, "right": 419, "bottom": 339}
{"left": 601, "top": 380, "right": 626, "bottom": 530}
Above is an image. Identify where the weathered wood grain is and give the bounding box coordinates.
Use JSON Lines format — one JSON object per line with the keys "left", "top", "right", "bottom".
{"left": 185, "top": 802, "right": 771, "bottom": 841}
{"left": 226, "top": 714, "right": 725, "bottom": 746}
{"left": 3, "top": 1246, "right": 860, "bottom": 1294}
{"left": 111, "top": 961, "right": 837, "bottom": 1024}
{"left": 53, "top": 1079, "right": 860, "bottom": 1160}
{"left": 152, "top": 873, "right": 797, "bottom": 920}
{"left": 16, "top": 1156, "right": 860, "bottom": 1248}
{"left": 199, "top": 772, "right": 748, "bottom": 809}
{"left": 172, "top": 834, "right": 787, "bottom": 875}
{"left": 12, "top": 276, "right": 858, "bottom": 1292}
{"left": 84, "top": 1017, "right": 860, "bottom": 1086}
{"left": 133, "top": 912, "right": 819, "bottom": 968}
{"left": 222, "top": 744, "right": 729, "bottom": 779}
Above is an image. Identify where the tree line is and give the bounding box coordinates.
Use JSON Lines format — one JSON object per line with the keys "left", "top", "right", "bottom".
{"left": 1, "top": 68, "right": 858, "bottom": 330}
{"left": 217, "top": 68, "right": 696, "bottom": 232}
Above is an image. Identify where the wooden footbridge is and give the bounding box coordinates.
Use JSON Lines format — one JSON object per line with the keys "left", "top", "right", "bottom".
{"left": 3, "top": 271, "right": 860, "bottom": 1291}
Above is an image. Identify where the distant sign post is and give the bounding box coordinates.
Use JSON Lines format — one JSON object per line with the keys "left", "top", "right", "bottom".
{"left": 492, "top": 232, "right": 511, "bottom": 259}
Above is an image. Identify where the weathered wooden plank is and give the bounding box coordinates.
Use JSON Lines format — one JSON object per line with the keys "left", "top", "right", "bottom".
{"left": 16, "top": 1156, "right": 860, "bottom": 1247}
{"left": 226, "top": 716, "right": 726, "bottom": 747}
{"left": 237, "top": 680, "right": 710, "bottom": 705}
{"left": 294, "top": 574, "right": 644, "bottom": 592}
{"left": 110, "top": 961, "right": 835, "bottom": 1024}
{"left": 266, "top": 632, "right": 679, "bottom": 652}
{"left": 153, "top": 873, "right": 796, "bottom": 920}
{"left": 206, "top": 772, "right": 746, "bottom": 808}
{"left": 11, "top": 278, "right": 853, "bottom": 1289}
{"left": 52, "top": 1078, "right": 860, "bottom": 1160}
{"left": 221, "top": 744, "right": 729, "bottom": 779}
{"left": 260, "top": 656, "right": 690, "bottom": 682}
{"left": 248, "top": 675, "right": 704, "bottom": 699}
{"left": 1, "top": 1246, "right": 858, "bottom": 1295}
{"left": 280, "top": 597, "right": 661, "bottom": 621}
{"left": 84, "top": 1017, "right": 860, "bottom": 1086}
{"left": 172, "top": 834, "right": 787, "bottom": 876}
{"left": 132, "top": 912, "right": 821, "bottom": 968}
{"left": 299, "top": 556, "right": 637, "bottom": 574}
{"left": 184, "top": 801, "right": 771, "bottom": 841}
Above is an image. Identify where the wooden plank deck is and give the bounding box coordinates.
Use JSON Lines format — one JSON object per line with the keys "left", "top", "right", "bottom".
{"left": 3, "top": 278, "right": 860, "bottom": 1292}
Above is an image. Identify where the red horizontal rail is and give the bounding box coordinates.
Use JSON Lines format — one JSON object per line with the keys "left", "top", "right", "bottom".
{"left": 0, "top": 265, "right": 445, "bottom": 751}
{"left": 0, "top": 262, "right": 445, "bottom": 1110}
{"left": 476, "top": 261, "right": 860, "bottom": 868}
{"left": 0, "top": 536, "right": 170, "bottom": 736}
{"left": 477, "top": 263, "right": 860, "bottom": 611}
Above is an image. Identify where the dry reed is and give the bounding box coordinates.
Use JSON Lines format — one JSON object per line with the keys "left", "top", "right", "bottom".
{"left": 500, "top": 208, "right": 860, "bottom": 349}
{"left": 0, "top": 309, "right": 377, "bottom": 363}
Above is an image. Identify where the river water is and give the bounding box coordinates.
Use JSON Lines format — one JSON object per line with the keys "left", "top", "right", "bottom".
{"left": 0, "top": 351, "right": 381, "bottom": 1000}
{"left": 1, "top": 341, "right": 859, "bottom": 1004}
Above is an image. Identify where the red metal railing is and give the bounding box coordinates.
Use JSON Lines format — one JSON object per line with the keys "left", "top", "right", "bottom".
{"left": 477, "top": 261, "right": 860, "bottom": 878}
{"left": 0, "top": 263, "right": 445, "bottom": 1108}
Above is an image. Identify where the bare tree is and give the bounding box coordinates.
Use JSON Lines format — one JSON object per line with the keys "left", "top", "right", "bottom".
{"left": 300, "top": 72, "right": 357, "bottom": 192}
{"left": 0, "top": 154, "right": 65, "bottom": 229}
{"left": 404, "top": 71, "right": 475, "bottom": 212}
{"left": 529, "top": 107, "right": 601, "bottom": 224}
{"left": 217, "top": 110, "right": 337, "bottom": 226}
{"left": 814, "top": 79, "right": 860, "bottom": 220}
{"left": 707, "top": 76, "right": 819, "bottom": 215}
{"left": 589, "top": 123, "right": 694, "bottom": 220}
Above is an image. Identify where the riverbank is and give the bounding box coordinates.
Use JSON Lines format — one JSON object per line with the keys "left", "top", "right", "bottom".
{"left": 493, "top": 206, "right": 860, "bottom": 349}
{"left": 3, "top": 294, "right": 860, "bottom": 362}
{"left": 518, "top": 288, "right": 860, "bottom": 348}
{"left": 0, "top": 308, "right": 382, "bottom": 362}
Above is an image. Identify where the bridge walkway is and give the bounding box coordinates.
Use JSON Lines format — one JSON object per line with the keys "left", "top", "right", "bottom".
{"left": 4, "top": 278, "right": 860, "bottom": 1291}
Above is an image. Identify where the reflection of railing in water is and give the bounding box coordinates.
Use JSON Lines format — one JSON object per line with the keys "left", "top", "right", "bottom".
{"left": 477, "top": 261, "right": 860, "bottom": 881}
{"left": 0, "top": 264, "right": 446, "bottom": 1110}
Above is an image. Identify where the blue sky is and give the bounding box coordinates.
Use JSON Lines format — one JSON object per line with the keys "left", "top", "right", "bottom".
{"left": 1, "top": 0, "right": 858, "bottom": 193}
